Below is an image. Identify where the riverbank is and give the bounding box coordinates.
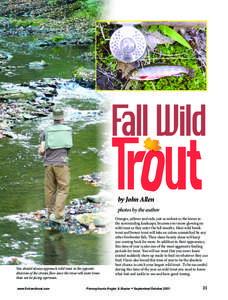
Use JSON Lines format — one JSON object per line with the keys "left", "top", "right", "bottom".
{"left": 29, "top": 189, "right": 112, "bottom": 234}
{"left": 0, "top": 0, "right": 103, "bottom": 85}
{"left": 0, "top": 0, "right": 103, "bottom": 43}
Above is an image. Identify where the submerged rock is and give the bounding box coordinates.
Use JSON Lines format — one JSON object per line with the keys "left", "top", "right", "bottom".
{"left": 78, "top": 51, "right": 95, "bottom": 62}
{"left": 6, "top": 72, "right": 16, "bottom": 77}
{"left": 29, "top": 60, "right": 48, "bottom": 68}
{"left": 79, "top": 172, "right": 112, "bottom": 188}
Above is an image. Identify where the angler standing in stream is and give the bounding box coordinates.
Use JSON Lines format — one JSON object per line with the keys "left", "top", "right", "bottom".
{"left": 39, "top": 107, "right": 73, "bottom": 222}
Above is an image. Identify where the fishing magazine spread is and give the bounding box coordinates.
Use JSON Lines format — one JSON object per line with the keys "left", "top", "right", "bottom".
{"left": 0, "top": 0, "right": 227, "bottom": 299}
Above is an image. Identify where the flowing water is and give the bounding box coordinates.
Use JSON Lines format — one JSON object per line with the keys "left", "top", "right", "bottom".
{"left": 0, "top": 37, "right": 110, "bottom": 265}
{"left": 0, "top": 35, "right": 93, "bottom": 83}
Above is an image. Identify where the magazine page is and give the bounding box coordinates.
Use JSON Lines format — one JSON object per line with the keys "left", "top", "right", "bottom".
{"left": 0, "top": 0, "right": 226, "bottom": 299}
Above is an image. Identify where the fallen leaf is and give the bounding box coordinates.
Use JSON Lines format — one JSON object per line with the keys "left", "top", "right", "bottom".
{"left": 116, "top": 61, "right": 137, "bottom": 78}
{"left": 144, "top": 137, "right": 161, "bottom": 151}
{"left": 145, "top": 31, "right": 175, "bottom": 52}
{"left": 89, "top": 222, "right": 96, "bottom": 230}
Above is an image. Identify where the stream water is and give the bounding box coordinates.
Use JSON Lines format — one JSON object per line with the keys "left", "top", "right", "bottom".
{"left": 0, "top": 36, "right": 93, "bottom": 83}
{"left": 0, "top": 37, "right": 110, "bottom": 265}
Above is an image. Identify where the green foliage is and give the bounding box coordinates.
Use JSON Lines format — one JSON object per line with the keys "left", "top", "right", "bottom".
{"left": 74, "top": 66, "right": 86, "bottom": 80}
{"left": 11, "top": 19, "right": 41, "bottom": 27}
{"left": 158, "top": 25, "right": 192, "bottom": 49}
{"left": 87, "top": 0, "right": 101, "bottom": 17}
{"left": 71, "top": 0, "right": 103, "bottom": 19}
{"left": 51, "top": 36, "right": 65, "bottom": 42}
{"left": 148, "top": 25, "right": 192, "bottom": 49}
{"left": 47, "top": 0, "right": 59, "bottom": 4}
{"left": 148, "top": 25, "right": 159, "bottom": 32}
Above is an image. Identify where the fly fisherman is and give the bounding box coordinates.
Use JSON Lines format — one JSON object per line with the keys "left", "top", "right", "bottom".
{"left": 39, "top": 107, "right": 73, "bottom": 222}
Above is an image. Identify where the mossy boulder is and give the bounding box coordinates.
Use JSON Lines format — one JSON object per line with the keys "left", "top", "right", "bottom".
{"left": 74, "top": 67, "right": 95, "bottom": 88}
{"left": 0, "top": 89, "right": 36, "bottom": 102}
{"left": 76, "top": 213, "right": 110, "bottom": 227}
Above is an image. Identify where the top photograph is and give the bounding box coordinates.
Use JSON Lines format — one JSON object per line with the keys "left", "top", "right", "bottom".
{"left": 95, "top": 21, "right": 207, "bottom": 91}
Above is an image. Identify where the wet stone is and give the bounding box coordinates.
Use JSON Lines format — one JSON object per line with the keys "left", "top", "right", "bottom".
{"left": 0, "top": 79, "right": 59, "bottom": 138}
{"left": 24, "top": 190, "right": 112, "bottom": 234}
{"left": 29, "top": 60, "right": 48, "bottom": 68}
{"left": 0, "top": 89, "right": 36, "bottom": 102}
{"left": 74, "top": 67, "right": 95, "bottom": 89}
{"left": 6, "top": 72, "right": 16, "bottom": 77}
{"left": 79, "top": 172, "right": 112, "bottom": 189}
{"left": 76, "top": 213, "right": 110, "bottom": 228}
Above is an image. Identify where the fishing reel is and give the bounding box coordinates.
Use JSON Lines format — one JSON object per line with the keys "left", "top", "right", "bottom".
{"left": 109, "top": 24, "right": 147, "bottom": 63}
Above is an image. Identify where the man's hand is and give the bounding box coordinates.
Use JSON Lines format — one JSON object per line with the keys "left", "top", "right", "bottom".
{"left": 40, "top": 141, "right": 45, "bottom": 156}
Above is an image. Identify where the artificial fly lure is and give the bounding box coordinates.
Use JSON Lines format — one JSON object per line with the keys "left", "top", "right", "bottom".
{"left": 130, "top": 65, "right": 195, "bottom": 80}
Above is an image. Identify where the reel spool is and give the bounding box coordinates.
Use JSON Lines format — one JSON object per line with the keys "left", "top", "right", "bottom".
{"left": 109, "top": 25, "right": 147, "bottom": 63}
